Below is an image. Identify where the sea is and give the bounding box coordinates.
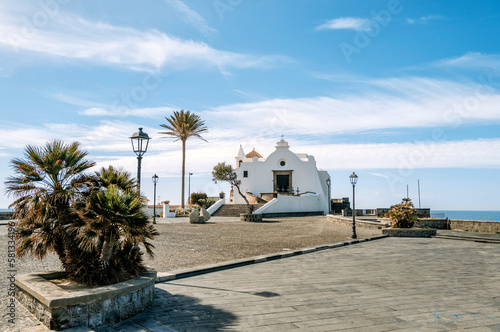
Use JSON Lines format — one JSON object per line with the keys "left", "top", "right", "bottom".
{"left": 2, "top": 209, "right": 500, "bottom": 221}
{"left": 431, "top": 210, "right": 500, "bottom": 222}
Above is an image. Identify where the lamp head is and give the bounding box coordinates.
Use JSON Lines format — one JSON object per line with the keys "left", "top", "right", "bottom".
{"left": 349, "top": 172, "right": 358, "bottom": 185}
{"left": 130, "top": 127, "right": 151, "bottom": 157}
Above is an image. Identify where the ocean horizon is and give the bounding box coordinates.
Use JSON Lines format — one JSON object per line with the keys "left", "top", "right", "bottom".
{"left": 2, "top": 208, "right": 500, "bottom": 222}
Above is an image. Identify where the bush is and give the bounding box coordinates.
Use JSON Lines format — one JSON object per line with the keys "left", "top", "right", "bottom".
{"left": 190, "top": 192, "right": 207, "bottom": 205}
{"left": 197, "top": 198, "right": 215, "bottom": 209}
{"left": 385, "top": 198, "right": 418, "bottom": 228}
{"left": 5, "top": 141, "right": 158, "bottom": 286}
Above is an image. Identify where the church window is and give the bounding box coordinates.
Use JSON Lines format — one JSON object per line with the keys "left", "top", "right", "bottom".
{"left": 280, "top": 160, "right": 286, "bottom": 166}
{"left": 243, "top": 171, "right": 248, "bottom": 177}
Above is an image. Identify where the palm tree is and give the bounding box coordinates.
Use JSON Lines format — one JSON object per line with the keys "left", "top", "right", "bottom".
{"left": 4, "top": 140, "right": 95, "bottom": 262}
{"left": 159, "top": 110, "right": 208, "bottom": 209}
{"left": 70, "top": 166, "right": 158, "bottom": 284}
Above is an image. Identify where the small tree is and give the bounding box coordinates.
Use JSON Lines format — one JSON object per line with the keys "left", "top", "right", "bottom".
{"left": 190, "top": 192, "right": 208, "bottom": 206}
{"left": 212, "top": 162, "right": 253, "bottom": 213}
{"left": 385, "top": 198, "right": 418, "bottom": 228}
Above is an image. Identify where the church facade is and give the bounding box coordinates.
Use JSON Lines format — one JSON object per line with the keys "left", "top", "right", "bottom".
{"left": 232, "top": 139, "right": 331, "bottom": 215}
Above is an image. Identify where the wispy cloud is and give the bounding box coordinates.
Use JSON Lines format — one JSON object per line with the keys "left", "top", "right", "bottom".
{"left": 295, "top": 139, "right": 500, "bottom": 170}
{"left": 433, "top": 52, "right": 500, "bottom": 70}
{"left": 316, "top": 17, "right": 370, "bottom": 31}
{"left": 204, "top": 76, "right": 500, "bottom": 139}
{"left": 0, "top": 4, "right": 285, "bottom": 73}
{"left": 79, "top": 106, "right": 176, "bottom": 118}
{"left": 164, "top": 0, "right": 218, "bottom": 37}
{"left": 406, "top": 15, "right": 444, "bottom": 24}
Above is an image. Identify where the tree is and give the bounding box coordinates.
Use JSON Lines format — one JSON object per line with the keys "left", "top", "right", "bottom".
{"left": 159, "top": 110, "right": 208, "bottom": 209}
{"left": 69, "top": 166, "right": 158, "bottom": 285}
{"left": 5, "top": 140, "right": 95, "bottom": 263}
{"left": 212, "top": 162, "right": 253, "bottom": 213}
{"left": 5, "top": 141, "right": 158, "bottom": 286}
{"left": 385, "top": 198, "right": 419, "bottom": 228}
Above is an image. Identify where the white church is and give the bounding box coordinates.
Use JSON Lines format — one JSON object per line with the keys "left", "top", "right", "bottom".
{"left": 230, "top": 138, "right": 331, "bottom": 216}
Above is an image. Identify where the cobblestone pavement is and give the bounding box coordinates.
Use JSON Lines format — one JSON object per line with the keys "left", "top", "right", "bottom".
{"left": 91, "top": 237, "right": 500, "bottom": 331}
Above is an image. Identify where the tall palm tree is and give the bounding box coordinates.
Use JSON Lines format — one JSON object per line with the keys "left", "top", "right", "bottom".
{"left": 4, "top": 140, "right": 95, "bottom": 261}
{"left": 159, "top": 110, "right": 208, "bottom": 209}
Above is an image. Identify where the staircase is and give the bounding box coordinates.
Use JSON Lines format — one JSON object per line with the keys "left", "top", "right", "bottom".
{"left": 212, "top": 204, "right": 266, "bottom": 217}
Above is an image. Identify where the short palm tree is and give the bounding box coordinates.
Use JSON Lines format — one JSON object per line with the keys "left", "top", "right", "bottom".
{"left": 159, "top": 110, "right": 208, "bottom": 209}
{"left": 4, "top": 140, "right": 95, "bottom": 262}
{"left": 70, "top": 166, "right": 158, "bottom": 284}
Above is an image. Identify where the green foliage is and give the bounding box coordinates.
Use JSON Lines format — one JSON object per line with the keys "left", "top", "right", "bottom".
{"left": 197, "top": 198, "right": 215, "bottom": 209}
{"left": 385, "top": 198, "right": 418, "bottom": 228}
{"left": 190, "top": 192, "right": 208, "bottom": 205}
{"left": 212, "top": 162, "right": 253, "bottom": 213}
{"left": 159, "top": 109, "right": 208, "bottom": 209}
{"left": 5, "top": 141, "right": 158, "bottom": 286}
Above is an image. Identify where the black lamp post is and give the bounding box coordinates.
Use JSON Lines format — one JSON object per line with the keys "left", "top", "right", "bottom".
{"left": 349, "top": 172, "right": 358, "bottom": 239}
{"left": 152, "top": 174, "right": 158, "bottom": 224}
{"left": 326, "top": 178, "right": 331, "bottom": 215}
{"left": 130, "top": 127, "right": 150, "bottom": 193}
{"left": 188, "top": 172, "right": 193, "bottom": 205}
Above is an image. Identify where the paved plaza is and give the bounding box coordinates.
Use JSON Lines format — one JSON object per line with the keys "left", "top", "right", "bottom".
{"left": 80, "top": 236, "right": 500, "bottom": 332}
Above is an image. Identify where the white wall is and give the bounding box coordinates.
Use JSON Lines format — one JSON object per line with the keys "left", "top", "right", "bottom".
{"left": 255, "top": 194, "right": 324, "bottom": 214}
{"left": 233, "top": 141, "right": 330, "bottom": 213}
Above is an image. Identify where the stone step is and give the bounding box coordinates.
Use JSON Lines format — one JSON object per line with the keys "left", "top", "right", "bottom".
{"left": 212, "top": 204, "right": 265, "bottom": 217}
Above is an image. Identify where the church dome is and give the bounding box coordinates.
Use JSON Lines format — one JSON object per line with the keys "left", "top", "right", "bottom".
{"left": 246, "top": 148, "right": 263, "bottom": 158}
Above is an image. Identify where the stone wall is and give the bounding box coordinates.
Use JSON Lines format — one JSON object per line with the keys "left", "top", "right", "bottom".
{"left": 327, "top": 215, "right": 389, "bottom": 230}
{"left": 16, "top": 269, "right": 156, "bottom": 330}
{"left": 419, "top": 218, "right": 449, "bottom": 229}
{"left": 449, "top": 219, "right": 500, "bottom": 233}
{"left": 0, "top": 211, "right": 14, "bottom": 220}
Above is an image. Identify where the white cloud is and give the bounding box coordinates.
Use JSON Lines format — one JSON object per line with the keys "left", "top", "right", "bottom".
{"left": 316, "top": 17, "right": 370, "bottom": 31}
{"left": 406, "top": 15, "right": 444, "bottom": 24}
{"left": 164, "top": 0, "right": 217, "bottom": 37}
{"left": 0, "top": 4, "right": 284, "bottom": 73}
{"left": 433, "top": 52, "right": 500, "bottom": 70}
{"left": 295, "top": 138, "right": 500, "bottom": 170}
{"left": 79, "top": 106, "right": 176, "bottom": 118}
{"left": 204, "top": 76, "right": 500, "bottom": 138}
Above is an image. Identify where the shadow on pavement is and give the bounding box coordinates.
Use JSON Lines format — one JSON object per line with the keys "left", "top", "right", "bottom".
{"left": 148, "top": 288, "right": 238, "bottom": 330}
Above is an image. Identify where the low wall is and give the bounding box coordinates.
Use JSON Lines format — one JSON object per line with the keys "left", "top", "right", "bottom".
{"left": 382, "top": 228, "right": 437, "bottom": 237}
{"left": 327, "top": 215, "right": 389, "bottom": 230}
{"left": 449, "top": 219, "right": 500, "bottom": 233}
{"left": 255, "top": 194, "right": 324, "bottom": 215}
{"left": 262, "top": 211, "right": 323, "bottom": 218}
{"left": 419, "top": 218, "right": 449, "bottom": 229}
{"left": 16, "top": 269, "right": 156, "bottom": 330}
{"left": 0, "top": 211, "right": 14, "bottom": 220}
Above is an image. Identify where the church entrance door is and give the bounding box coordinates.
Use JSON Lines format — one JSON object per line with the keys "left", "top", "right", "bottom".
{"left": 273, "top": 170, "right": 293, "bottom": 193}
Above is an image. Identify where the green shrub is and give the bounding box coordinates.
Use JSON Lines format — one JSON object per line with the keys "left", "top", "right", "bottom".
{"left": 5, "top": 141, "right": 158, "bottom": 286}
{"left": 385, "top": 198, "right": 418, "bottom": 229}
{"left": 197, "top": 198, "right": 215, "bottom": 209}
{"left": 190, "top": 192, "right": 207, "bottom": 205}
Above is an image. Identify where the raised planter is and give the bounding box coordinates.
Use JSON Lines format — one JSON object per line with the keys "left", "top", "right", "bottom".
{"left": 382, "top": 228, "right": 437, "bottom": 237}
{"left": 240, "top": 213, "right": 263, "bottom": 222}
{"left": 15, "top": 269, "right": 156, "bottom": 330}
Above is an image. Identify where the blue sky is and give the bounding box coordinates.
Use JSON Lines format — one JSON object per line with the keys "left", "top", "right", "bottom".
{"left": 1, "top": 0, "right": 500, "bottom": 210}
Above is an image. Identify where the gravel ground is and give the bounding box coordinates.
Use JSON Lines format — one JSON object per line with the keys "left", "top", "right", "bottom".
{"left": 0, "top": 216, "right": 381, "bottom": 331}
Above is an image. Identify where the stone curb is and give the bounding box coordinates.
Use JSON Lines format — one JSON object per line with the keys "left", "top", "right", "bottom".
{"left": 156, "top": 235, "right": 388, "bottom": 283}
{"left": 433, "top": 234, "right": 500, "bottom": 244}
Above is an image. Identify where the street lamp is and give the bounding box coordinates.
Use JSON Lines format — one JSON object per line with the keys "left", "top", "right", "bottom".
{"left": 326, "top": 178, "right": 331, "bottom": 215}
{"left": 349, "top": 172, "right": 358, "bottom": 239}
{"left": 130, "top": 127, "right": 151, "bottom": 193}
{"left": 152, "top": 174, "right": 158, "bottom": 224}
{"left": 188, "top": 172, "right": 193, "bottom": 205}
